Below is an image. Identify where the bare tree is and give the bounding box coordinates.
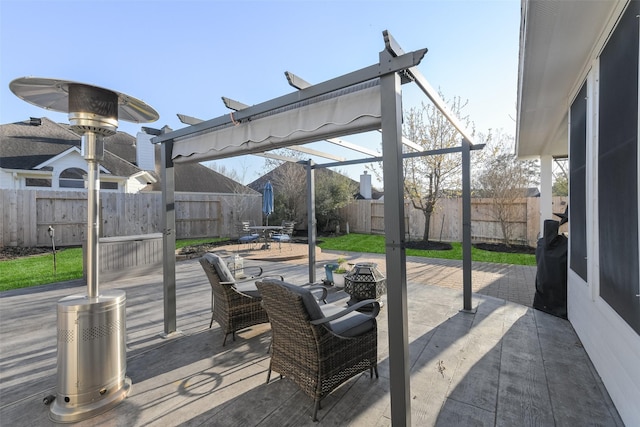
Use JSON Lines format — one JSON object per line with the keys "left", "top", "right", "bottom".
{"left": 402, "top": 94, "right": 474, "bottom": 242}
{"left": 552, "top": 158, "right": 568, "bottom": 196}
{"left": 476, "top": 132, "right": 539, "bottom": 246}
{"left": 269, "top": 161, "right": 307, "bottom": 225}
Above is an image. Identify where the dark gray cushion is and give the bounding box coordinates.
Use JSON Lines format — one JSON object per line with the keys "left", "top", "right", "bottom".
{"left": 202, "top": 253, "right": 234, "bottom": 283}
{"left": 259, "top": 279, "right": 324, "bottom": 321}
{"left": 234, "top": 281, "right": 261, "bottom": 298}
{"left": 319, "top": 304, "right": 376, "bottom": 337}
{"left": 260, "top": 279, "right": 375, "bottom": 337}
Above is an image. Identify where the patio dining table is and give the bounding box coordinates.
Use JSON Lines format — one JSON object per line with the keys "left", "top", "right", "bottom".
{"left": 248, "top": 225, "right": 283, "bottom": 249}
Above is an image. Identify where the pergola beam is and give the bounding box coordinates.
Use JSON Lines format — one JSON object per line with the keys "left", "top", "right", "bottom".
{"left": 253, "top": 152, "right": 300, "bottom": 163}
{"left": 325, "top": 137, "right": 379, "bottom": 157}
{"left": 285, "top": 71, "right": 311, "bottom": 90}
{"left": 383, "top": 30, "right": 476, "bottom": 144}
{"left": 221, "top": 96, "right": 249, "bottom": 111}
{"left": 313, "top": 143, "right": 485, "bottom": 169}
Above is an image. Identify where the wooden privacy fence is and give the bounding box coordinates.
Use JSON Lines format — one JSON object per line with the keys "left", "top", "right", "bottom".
{"left": 0, "top": 189, "right": 262, "bottom": 247}
{"left": 340, "top": 196, "right": 568, "bottom": 247}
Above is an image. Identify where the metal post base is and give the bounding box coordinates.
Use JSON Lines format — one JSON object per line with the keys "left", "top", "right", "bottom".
{"left": 50, "top": 290, "right": 130, "bottom": 423}
{"left": 49, "top": 377, "right": 131, "bottom": 423}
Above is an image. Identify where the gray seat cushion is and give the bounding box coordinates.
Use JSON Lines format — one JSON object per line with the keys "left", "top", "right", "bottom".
{"left": 319, "top": 304, "right": 376, "bottom": 337}
{"left": 234, "top": 281, "right": 261, "bottom": 298}
{"left": 260, "top": 279, "right": 375, "bottom": 337}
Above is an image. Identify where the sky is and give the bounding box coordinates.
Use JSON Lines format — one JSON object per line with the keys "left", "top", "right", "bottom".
{"left": 0, "top": 0, "right": 520, "bottom": 187}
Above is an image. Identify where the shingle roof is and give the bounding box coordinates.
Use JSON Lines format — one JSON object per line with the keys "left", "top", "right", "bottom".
{"left": 1, "top": 117, "right": 257, "bottom": 194}
{"left": 248, "top": 162, "right": 383, "bottom": 199}
{"left": 144, "top": 163, "right": 259, "bottom": 194}
{"left": 0, "top": 117, "right": 142, "bottom": 176}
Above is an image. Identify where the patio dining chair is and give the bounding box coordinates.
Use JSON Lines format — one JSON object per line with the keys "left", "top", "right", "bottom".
{"left": 237, "top": 220, "right": 259, "bottom": 248}
{"left": 199, "top": 253, "right": 283, "bottom": 346}
{"left": 270, "top": 220, "right": 295, "bottom": 250}
{"left": 256, "top": 278, "right": 380, "bottom": 421}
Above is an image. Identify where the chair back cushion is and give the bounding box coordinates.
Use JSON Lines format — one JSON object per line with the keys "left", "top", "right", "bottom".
{"left": 259, "top": 279, "right": 324, "bottom": 321}
{"left": 202, "top": 253, "right": 235, "bottom": 283}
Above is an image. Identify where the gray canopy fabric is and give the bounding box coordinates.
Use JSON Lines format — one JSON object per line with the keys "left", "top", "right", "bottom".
{"left": 172, "top": 84, "right": 381, "bottom": 163}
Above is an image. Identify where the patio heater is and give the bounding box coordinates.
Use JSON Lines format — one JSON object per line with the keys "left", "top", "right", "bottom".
{"left": 9, "top": 77, "right": 159, "bottom": 423}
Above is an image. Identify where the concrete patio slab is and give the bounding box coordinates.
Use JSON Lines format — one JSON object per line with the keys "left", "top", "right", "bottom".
{"left": 0, "top": 255, "right": 624, "bottom": 426}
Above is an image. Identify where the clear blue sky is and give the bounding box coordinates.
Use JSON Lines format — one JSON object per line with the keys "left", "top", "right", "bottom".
{"left": 1, "top": 0, "right": 520, "bottom": 186}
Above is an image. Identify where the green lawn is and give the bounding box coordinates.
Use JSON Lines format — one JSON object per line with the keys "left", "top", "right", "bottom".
{"left": 0, "top": 237, "right": 230, "bottom": 292}
{"left": 317, "top": 234, "right": 536, "bottom": 266}
{"left": 0, "top": 247, "right": 84, "bottom": 291}
{"left": 0, "top": 235, "right": 534, "bottom": 292}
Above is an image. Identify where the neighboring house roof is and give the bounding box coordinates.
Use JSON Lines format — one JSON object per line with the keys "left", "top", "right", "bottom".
{"left": 144, "top": 163, "right": 258, "bottom": 194}
{"left": 248, "top": 162, "right": 383, "bottom": 199}
{"left": 0, "top": 117, "right": 142, "bottom": 177}
{"left": 354, "top": 189, "right": 384, "bottom": 200}
{"left": 1, "top": 117, "right": 257, "bottom": 194}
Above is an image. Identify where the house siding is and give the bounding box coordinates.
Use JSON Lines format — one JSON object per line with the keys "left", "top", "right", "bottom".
{"left": 565, "top": 2, "right": 640, "bottom": 425}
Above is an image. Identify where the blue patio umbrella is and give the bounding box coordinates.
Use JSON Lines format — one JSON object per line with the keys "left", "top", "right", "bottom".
{"left": 262, "top": 181, "right": 274, "bottom": 225}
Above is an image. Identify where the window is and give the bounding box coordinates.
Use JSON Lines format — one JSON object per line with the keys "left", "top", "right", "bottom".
{"left": 569, "top": 81, "right": 587, "bottom": 281}
{"left": 59, "top": 168, "right": 86, "bottom": 189}
{"left": 598, "top": 1, "right": 640, "bottom": 333}
{"left": 101, "top": 182, "right": 118, "bottom": 190}
{"left": 25, "top": 178, "right": 52, "bottom": 187}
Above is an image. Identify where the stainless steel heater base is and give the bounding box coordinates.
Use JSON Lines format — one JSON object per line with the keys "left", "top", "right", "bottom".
{"left": 50, "top": 290, "right": 131, "bottom": 423}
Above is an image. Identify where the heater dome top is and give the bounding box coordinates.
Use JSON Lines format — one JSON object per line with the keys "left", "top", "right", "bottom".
{"left": 9, "top": 77, "right": 159, "bottom": 124}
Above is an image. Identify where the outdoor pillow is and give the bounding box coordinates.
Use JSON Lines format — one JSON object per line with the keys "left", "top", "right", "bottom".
{"left": 259, "top": 279, "right": 324, "bottom": 321}
{"left": 203, "top": 253, "right": 235, "bottom": 283}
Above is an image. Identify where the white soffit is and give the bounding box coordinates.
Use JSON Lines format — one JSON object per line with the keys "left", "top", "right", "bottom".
{"left": 172, "top": 84, "right": 381, "bottom": 163}
{"left": 516, "top": 0, "right": 620, "bottom": 158}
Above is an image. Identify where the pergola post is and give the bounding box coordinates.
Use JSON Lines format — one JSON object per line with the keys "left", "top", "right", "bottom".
{"left": 305, "top": 160, "right": 317, "bottom": 284}
{"left": 380, "top": 52, "right": 411, "bottom": 426}
{"left": 160, "top": 133, "right": 177, "bottom": 335}
{"left": 461, "top": 138, "right": 474, "bottom": 312}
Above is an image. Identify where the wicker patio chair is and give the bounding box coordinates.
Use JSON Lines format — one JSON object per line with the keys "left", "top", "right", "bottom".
{"left": 199, "top": 253, "right": 282, "bottom": 346}
{"left": 256, "top": 279, "right": 380, "bottom": 421}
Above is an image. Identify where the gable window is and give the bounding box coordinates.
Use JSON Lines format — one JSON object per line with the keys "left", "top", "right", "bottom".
{"left": 59, "top": 168, "right": 86, "bottom": 188}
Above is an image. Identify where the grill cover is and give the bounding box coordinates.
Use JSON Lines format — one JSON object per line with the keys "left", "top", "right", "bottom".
{"left": 533, "top": 220, "right": 568, "bottom": 318}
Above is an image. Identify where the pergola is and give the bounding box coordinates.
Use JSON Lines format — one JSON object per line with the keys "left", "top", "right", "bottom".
{"left": 152, "top": 31, "right": 482, "bottom": 425}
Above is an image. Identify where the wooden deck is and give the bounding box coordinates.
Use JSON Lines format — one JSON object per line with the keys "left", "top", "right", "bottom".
{"left": 0, "top": 253, "right": 624, "bottom": 426}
